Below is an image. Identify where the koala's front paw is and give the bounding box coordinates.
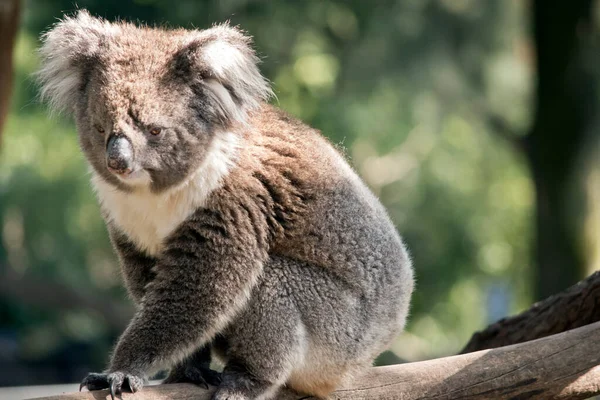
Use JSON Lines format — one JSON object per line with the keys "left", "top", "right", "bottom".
{"left": 80, "top": 371, "right": 145, "bottom": 400}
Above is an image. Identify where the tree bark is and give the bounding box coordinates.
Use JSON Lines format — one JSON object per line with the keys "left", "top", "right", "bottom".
{"left": 29, "top": 321, "right": 600, "bottom": 400}
{"left": 461, "top": 270, "right": 600, "bottom": 353}
{"left": 527, "top": 0, "right": 597, "bottom": 300}
{"left": 0, "top": 0, "right": 20, "bottom": 138}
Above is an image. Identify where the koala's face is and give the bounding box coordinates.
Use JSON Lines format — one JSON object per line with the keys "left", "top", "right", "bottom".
{"left": 78, "top": 47, "right": 216, "bottom": 192}
{"left": 38, "top": 11, "right": 272, "bottom": 193}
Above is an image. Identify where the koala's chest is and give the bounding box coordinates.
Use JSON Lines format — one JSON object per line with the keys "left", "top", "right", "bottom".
{"left": 112, "top": 195, "right": 194, "bottom": 256}
{"left": 94, "top": 181, "right": 207, "bottom": 257}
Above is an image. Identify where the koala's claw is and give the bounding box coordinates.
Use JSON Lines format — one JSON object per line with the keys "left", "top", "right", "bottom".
{"left": 164, "top": 365, "right": 222, "bottom": 389}
{"left": 80, "top": 371, "right": 145, "bottom": 399}
{"left": 190, "top": 366, "right": 222, "bottom": 389}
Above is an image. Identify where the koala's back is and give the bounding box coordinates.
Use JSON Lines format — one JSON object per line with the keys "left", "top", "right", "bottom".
{"left": 213, "top": 105, "right": 414, "bottom": 395}
{"left": 239, "top": 105, "right": 413, "bottom": 302}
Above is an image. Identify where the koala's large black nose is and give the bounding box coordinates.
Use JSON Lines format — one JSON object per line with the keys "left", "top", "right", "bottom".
{"left": 106, "top": 134, "right": 133, "bottom": 175}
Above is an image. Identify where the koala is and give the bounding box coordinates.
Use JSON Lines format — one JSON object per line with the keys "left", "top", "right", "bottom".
{"left": 38, "top": 10, "right": 414, "bottom": 400}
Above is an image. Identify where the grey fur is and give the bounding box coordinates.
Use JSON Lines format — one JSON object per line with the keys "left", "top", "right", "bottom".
{"left": 38, "top": 10, "right": 414, "bottom": 400}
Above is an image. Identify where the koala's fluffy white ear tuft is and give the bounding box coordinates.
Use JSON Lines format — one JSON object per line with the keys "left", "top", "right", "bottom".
{"left": 180, "top": 23, "right": 273, "bottom": 125}
{"left": 37, "top": 10, "right": 119, "bottom": 114}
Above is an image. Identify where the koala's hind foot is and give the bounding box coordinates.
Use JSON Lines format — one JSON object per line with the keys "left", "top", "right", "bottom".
{"left": 164, "top": 363, "right": 222, "bottom": 388}
{"left": 80, "top": 371, "right": 145, "bottom": 400}
{"left": 211, "top": 362, "right": 280, "bottom": 400}
{"left": 164, "top": 345, "right": 222, "bottom": 388}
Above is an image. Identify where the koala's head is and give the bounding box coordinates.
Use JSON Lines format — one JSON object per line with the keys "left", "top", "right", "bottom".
{"left": 38, "top": 10, "right": 272, "bottom": 193}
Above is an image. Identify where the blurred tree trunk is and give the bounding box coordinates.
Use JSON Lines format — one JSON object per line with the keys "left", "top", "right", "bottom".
{"left": 0, "top": 0, "right": 20, "bottom": 139}
{"left": 527, "top": 0, "right": 597, "bottom": 300}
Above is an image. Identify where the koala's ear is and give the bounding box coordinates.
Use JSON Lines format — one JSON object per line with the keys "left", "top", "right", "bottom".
{"left": 174, "top": 23, "right": 273, "bottom": 125}
{"left": 37, "top": 10, "right": 118, "bottom": 114}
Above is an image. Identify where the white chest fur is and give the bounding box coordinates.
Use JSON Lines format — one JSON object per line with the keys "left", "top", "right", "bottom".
{"left": 92, "top": 132, "right": 239, "bottom": 256}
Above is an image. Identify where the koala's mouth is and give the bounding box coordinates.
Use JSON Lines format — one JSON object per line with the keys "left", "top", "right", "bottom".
{"left": 112, "top": 168, "right": 139, "bottom": 179}
{"left": 111, "top": 168, "right": 152, "bottom": 186}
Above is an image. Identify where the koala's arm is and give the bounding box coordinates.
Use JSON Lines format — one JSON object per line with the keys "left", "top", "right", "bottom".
{"left": 107, "top": 225, "right": 157, "bottom": 304}
{"left": 107, "top": 204, "right": 268, "bottom": 375}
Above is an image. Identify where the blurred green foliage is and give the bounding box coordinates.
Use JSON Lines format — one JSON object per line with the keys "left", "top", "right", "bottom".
{"left": 0, "top": 0, "right": 543, "bottom": 384}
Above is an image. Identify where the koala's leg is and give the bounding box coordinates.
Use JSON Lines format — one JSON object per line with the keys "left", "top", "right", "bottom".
{"left": 108, "top": 225, "right": 157, "bottom": 304}
{"left": 212, "top": 261, "right": 305, "bottom": 400}
{"left": 80, "top": 208, "right": 268, "bottom": 398}
{"left": 163, "top": 344, "right": 222, "bottom": 388}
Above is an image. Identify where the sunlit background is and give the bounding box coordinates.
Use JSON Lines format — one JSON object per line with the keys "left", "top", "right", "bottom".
{"left": 1, "top": 0, "right": 599, "bottom": 389}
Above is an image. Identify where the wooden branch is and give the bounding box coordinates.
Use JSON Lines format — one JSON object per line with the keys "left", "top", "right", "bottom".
{"left": 30, "top": 321, "right": 600, "bottom": 400}
{"left": 462, "top": 270, "right": 600, "bottom": 353}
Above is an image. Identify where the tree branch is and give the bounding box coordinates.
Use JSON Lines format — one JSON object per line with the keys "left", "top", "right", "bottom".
{"left": 29, "top": 321, "right": 600, "bottom": 400}
{"left": 461, "top": 270, "right": 600, "bottom": 353}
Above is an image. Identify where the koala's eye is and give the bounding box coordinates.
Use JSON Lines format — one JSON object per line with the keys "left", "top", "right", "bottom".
{"left": 95, "top": 125, "right": 105, "bottom": 134}
{"left": 149, "top": 127, "right": 162, "bottom": 136}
